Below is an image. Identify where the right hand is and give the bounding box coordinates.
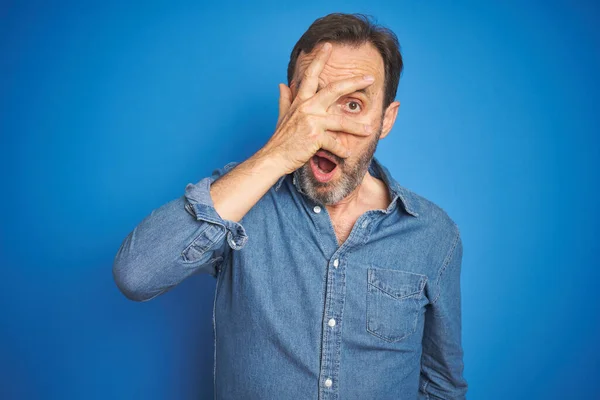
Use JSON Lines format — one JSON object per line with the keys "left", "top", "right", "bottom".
{"left": 260, "top": 42, "right": 376, "bottom": 175}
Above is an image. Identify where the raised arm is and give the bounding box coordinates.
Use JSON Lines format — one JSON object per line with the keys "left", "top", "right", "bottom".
{"left": 112, "top": 41, "right": 374, "bottom": 302}
{"left": 112, "top": 155, "right": 283, "bottom": 302}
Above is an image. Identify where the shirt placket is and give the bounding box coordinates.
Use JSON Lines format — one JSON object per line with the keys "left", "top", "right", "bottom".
{"left": 309, "top": 203, "right": 372, "bottom": 400}
{"left": 318, "top": 247, "right": 346, "bottom": 400}
{"left": 292, "top": 172, "right": 380, "bottom": 399}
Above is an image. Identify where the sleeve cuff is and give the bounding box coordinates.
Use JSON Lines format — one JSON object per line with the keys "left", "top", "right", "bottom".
{"left": 184, "top": 176, "right": 248, "bottom": 250}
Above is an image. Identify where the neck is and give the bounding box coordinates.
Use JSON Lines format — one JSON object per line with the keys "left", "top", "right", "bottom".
{"left": 325, "top": 169, "right": 387, "bottom": 217}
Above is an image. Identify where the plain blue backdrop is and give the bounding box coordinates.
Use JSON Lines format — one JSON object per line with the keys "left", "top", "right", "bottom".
{"left": 1, "top": 1, "right": 599, "bottom": 399}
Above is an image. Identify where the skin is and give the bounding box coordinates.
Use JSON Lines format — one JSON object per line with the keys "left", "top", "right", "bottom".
{"left": 209, "top": 41, "right": 400, "bottom": 245}
{"left": 286, "top": 42, "right": 400, "bottom": 222}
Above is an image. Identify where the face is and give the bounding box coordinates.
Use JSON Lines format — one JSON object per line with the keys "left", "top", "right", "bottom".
{"left": 290, "top": 42, "right": 399, "bottom": 205}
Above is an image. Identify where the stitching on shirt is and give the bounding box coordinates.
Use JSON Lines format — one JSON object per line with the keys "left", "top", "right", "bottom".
{"left": 397, "top": 191, "right": 419, "bottom": 217}
{"left": 184, "top": 201, "right": 196, "bottom": 217}
{"left": 419, "top": 375, "right": 431, "bottom": 399}
{"left": 432, "top": 226, "right": 460, "bottom": 305}
{"left": 313, "top": 218, "right": 329, "bottom": 394}
{"left": 332, "top": 261, "right": 346, "bottom": 397}
{"left": 180, "top": 223, "right": 215, "bottom": 259}
{"left": 308, "top": 200, "right": 328, "bottom": 253}
{"left": 322, "top": 264, "right": 334, "bottom": 396}
{"left": 180, "top": 225, "right": 226, "bottom": 263}
{"left": 188, "top": 199, "right": 248, "bottom": 252}
{"left": 288, "top": 179, "right": 331, "bottom": 393}
{"left": 367, "top": 280, "right": 424, "bottom": 301}
{"left": 212, "top": 266, "right": 220, "bottom": 400}
{"left": 217, "top": 236, "right": 234, "bottom": 278}
{"left": 371, "top": 156, "right": 419, "bottom": 217}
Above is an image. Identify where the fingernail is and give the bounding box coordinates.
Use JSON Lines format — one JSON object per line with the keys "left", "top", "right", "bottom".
{"left": 363, "top": 75, "right": 374, "bottom": 82}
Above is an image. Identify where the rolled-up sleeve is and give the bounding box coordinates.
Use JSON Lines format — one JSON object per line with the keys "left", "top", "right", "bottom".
{"left": 419, "top": 231, "right": 468, "bottom": 399}
{"left": 112, "top": 161, "right": 246, "bottom": 301}
{"left": 183, "top": 162, "right": 247, "bottom": 251}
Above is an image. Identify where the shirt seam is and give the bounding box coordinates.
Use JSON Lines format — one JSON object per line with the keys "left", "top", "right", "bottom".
{"left": 212, "top": 268, "right": 221, "bottom": 400}
{"left": 431, "top": 226, "right": 460, "bottom": 305}
{"left": 421, "top": 376, "right": 431, "bottom": 399}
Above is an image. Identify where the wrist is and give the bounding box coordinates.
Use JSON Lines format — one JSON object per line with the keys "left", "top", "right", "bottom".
{"left": 251, "top": 148, "right": 290, "bottom": 178}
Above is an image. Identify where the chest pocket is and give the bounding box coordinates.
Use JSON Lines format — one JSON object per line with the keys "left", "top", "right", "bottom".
{"left": 366, "top": 267, "right": 427, "bottom": 343}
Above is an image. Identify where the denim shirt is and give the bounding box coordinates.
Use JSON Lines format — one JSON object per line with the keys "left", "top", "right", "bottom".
{"left": 113, "top": 156, "right": 468, "bottom": 400}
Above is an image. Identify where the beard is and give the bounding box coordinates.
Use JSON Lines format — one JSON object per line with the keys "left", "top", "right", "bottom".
{"left": 294, "top": 122, "right": 383, "bottom": 206}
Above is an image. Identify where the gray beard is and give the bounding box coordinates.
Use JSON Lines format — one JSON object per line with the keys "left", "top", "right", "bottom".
{"left": 295, "top": 125, "right": 382, "bottom": 206}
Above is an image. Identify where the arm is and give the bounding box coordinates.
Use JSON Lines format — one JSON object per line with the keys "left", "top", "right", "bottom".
{"left": 113, "top": 42, "right": 373, "bottom": 302}
{"left": 112, "top": 154, "right": 283, "bottom": 302}
{"left": 419, "top": 231, "right": 468, "bottom": 399}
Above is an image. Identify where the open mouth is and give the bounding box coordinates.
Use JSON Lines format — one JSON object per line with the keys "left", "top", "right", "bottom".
{"left": 310, "top": 150, "right": 339, "bottom": 182}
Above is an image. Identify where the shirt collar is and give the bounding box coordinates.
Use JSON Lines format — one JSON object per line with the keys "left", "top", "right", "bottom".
{"left": 274, "top": 156, "right": 419, "bottom": 217}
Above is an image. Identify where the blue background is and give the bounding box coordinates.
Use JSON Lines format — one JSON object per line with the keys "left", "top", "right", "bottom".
{"left": 1, "top": 1, "right": 599, "bottom": 399}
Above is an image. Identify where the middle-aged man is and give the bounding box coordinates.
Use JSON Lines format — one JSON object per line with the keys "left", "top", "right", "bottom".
{"left": 113, "top": 12, "right": 468, "bottom": 400}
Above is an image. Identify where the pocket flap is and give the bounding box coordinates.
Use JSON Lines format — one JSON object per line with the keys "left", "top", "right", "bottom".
{"left": 368, "top": 268, "right": 426, "bottom": 299}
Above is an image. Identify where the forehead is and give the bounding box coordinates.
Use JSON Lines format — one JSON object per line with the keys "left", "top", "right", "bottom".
{"left": 294, "top": 42, "right": 385, "bottom": 91}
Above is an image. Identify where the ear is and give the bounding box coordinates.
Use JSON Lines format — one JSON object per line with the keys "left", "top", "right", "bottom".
{"left": 289, "top": 79, "right": 299, "bottom": 99}
{"left": 379, "top": 100, "right": 400, "bottom": 140}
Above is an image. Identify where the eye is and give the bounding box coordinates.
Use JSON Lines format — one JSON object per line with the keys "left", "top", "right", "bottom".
{"left": 343, "top": 99, "right": 362, "bottom": 114}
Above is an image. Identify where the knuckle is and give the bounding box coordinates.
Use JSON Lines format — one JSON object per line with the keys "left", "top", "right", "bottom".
{"left": 304, "top": 115, "right": 318, "bottom": 129}
{"left": 309, "top": 130, "right": 321, "bottom": 142}
{"left": 334, "top": 114, "right": 346, "bottom": 129}
{"left": 297, "top": 102, "right": 310, "bottom": 114}
{"left": 326, "top": 81, "right": 340, "bottom": 95}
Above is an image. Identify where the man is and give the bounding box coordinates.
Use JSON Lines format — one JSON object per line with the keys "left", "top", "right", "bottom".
{"left": 113, "top": 13, "right": 468, "bottom": 400}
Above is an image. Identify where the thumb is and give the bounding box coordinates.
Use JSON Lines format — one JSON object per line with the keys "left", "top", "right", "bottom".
{"left": 277, "top": 83, "right": 292, "bottom": 128}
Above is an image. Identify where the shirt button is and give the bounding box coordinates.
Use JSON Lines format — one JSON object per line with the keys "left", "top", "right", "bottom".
{"left": 333, "top": 259, "right": 339, "bottom": 268}
{"left": 324, "top": 378, "right": 333, "bottom": 388}
{"left": 328, "top": 318, "right": 336, "bottom": 327}
{"left": 313, "top": 205, "right": 321, "bottom": 213}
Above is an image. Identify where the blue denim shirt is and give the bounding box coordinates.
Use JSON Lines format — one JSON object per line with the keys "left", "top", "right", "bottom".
{"left": 113, "top": 156, "right": 467, "bottom": 400}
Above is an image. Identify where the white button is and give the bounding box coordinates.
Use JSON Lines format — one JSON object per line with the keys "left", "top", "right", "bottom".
{"left": 333, "top": 259, "right": 339, "bottom": 268}
{"left": 313, "top": 205, "right": 321, "bottom": 213}
{"left": 328, "top": 318, "right": 336, "bottom": 327}
{"left": 324, "top": 378, "right": 332, "bottom": 388}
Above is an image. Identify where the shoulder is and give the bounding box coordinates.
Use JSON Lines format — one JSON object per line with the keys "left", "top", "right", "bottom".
{"left": 393, "top": 182, "right": 461, "bottom": 249}
{"left": 410, "top": 189, "right": 457, "bottom": 231}
{"left": 398, "top": 186, "right": 463, "bottom": 283}
{"left": 374, "top": 158, "right": 459, "bottom": 238}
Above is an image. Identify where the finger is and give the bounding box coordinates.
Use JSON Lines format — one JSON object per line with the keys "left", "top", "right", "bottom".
{"left": 277, "top": 83, "right": 292, "bottom": 128}
{"left": 313, "top": 74, "right": 375, "bottom": 109}
{"left": 296, "top": 42, "right": 332, "bottom": 101}
{"left": 319, "top": 131, "right": 351, "bottom": 160}
{"left": 319, "top": 114, "right": 373, "bottom": 137}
